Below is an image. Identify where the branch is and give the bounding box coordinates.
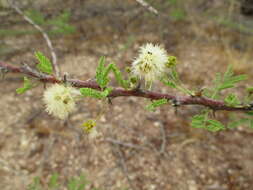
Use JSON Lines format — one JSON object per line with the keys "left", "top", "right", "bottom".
{"left": 134, "top": 0, "right": 158, "bottom": 15}
{"left": 0, "top": 61, "right": 252, "bottom": 112}
{"left": 8, "top": 0, "right": 60, "bottom": 77}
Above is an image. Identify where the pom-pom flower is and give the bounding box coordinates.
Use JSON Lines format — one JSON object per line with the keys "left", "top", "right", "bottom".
{"left": 131, "top": 43, "right": 168, "bottom": 88}
{"left": 43, "top": 84, "right": 80, "bottom": 119}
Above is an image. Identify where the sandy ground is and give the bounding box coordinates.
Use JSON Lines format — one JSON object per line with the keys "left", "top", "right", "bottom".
{"left": 1, "top": 0, "right": 253, "bottom": 190}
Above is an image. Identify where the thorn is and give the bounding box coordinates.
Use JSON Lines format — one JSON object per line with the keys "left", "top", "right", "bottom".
{"left": 63, "top": 72, "right": 68, "bottom": 85}
{"left": 171, "top": 99, "right": 180, "bottom": 115}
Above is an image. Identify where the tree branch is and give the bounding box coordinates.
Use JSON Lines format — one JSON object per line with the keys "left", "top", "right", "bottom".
{"left": 0, "top": 61, "right": 252, "bottom": 112}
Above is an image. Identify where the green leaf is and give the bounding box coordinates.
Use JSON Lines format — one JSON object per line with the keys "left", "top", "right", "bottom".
{"left": 228, "top": 118, "right": 250, "bottom": 129}
{"left": 80, "top": 88, "right": 111, "bottom": 99}
{"left": 209, "top": 65, "right": 247, "bottom": 99}
{"left": 162, "top": 79, "right": 177, "bottom": 88}
{"left": 146, "top": 99, "right": 168, "bottom": 111}
{"left": 96, "top": 56, "right": 109, "bottom": 89}
{"left": 191, "top": 114, "right": 206, "bottom": 129}
{"left": 16, "top": 77, "right": 32, "bottom": 94}
{"left": 48, "top": 173, "right": 59, "bottom": 189}
{"left": 27, "top": 177, "right": 42, "bottom": 190}
{"left": 106, "top": 63, "right": 129, "bottom": 89}
{"left": 96, "top": 58, "right": 129, "bottom": 89}
{"left": 206, "top": 119, "right": 225, "bottom": 132}
{"left": 171, "top": 67, "right": 179, "bottom": 82}
{"left": 67, "top": 175, "right": 87, "bottom": 190}
{"left": 224, "top": 94, "right": 240, "bottom": 106}
{"left": 35, "top": 51, "right": 53, "bottom": 74}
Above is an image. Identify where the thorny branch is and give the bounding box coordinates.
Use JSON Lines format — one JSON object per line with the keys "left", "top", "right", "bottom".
{"left": 0, "top": 61, "right": 253, "bottom": 112}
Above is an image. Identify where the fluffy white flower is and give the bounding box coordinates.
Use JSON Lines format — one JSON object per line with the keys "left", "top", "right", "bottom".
{"left": 43, "top": 84, "right": 79, "bottom": 119}
{"left": 131, "top": 43, "right": 168, "bottom": 87}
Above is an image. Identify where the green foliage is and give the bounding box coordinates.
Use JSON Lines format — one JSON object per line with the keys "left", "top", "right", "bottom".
{"left": 96, "top": 57, "right": 129, "bottom": 89}
{"left": 106, "top": 63, "right": 130, "bottom": 89}
{"left": 191, "top": 114, "right": 206, "bottom": 129}
{"left": 80, "top": 87, "right": 112, "bottom": 99}
{"left": 162, "top": 66, "right": 193, "bottom": 95}
{"left": 48, "top": 173, "right": 60, "bottom": 189}
{"left": 205, "top": 65, "right": 247, "bottom": 99}
{"left": 205, "top": 119, "right": 225, "bottom": 132}
{"left": 96, "top": 56, "right": 110, "bottom": 89}
{"left": 67, "top": 174, "right": 87, "bottom": 190}
{"left": 27, "top": 173, "right": 127, "bottom": 190}
{"left": 35, "top": 51, "right": 53, "bottom": 74}
{"left": 16, "top": 77, "right": 32, "bottom": 94}
{"left": 224, "top": 93, "right": 241, "bottom": 107}
{"left": 146, "top": 99, "right": 168, "bottom": 111}
{"left": 191, "top": 113, "right": 225, "bottom": 132}
{"left": 27, "top": 177, "right": 42, "bottom": 190}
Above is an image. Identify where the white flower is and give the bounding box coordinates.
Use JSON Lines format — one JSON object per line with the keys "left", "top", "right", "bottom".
{"left": 131, "top": 43, "right": 168, "bottom": 87}
{"left": 43, "top": 84, "right": 80, "bottom": 119}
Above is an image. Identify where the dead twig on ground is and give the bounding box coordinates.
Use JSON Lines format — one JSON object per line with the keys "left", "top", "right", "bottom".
{"left": 134, "top": 0, "right": 158, "bottom": 15}
{"left": 105, "top": 137, "right": 148, "bottom": 151}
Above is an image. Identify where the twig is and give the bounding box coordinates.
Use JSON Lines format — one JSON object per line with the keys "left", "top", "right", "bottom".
{"left": 109, "top": 140, "right": 136, "bottom": 190}
{"left": 134, "top": 0, "right": 158, "bottom": 15}
{"left": 0, "top": 61, "right": 252, "bottom": 113}
{"left": 159, "top": 122, "right": 166, "bottom": 154}
{"left": 8, "top": 0, "right": 60, "bottom": 77}
{"left": 105, "top": 137, "right": 148, "bottom": 150}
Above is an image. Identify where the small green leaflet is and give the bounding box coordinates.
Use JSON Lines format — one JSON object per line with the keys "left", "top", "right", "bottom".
{"left": 162, "top": 78, "right": 177, "bottom": 88}
{"left": 106, "top": 63, "right": 129, "bottom": 89}
{"left": 16, "top": 77, "right": 32, "bottom": 94}
{"left": 80, "top": 87, "right": 112, "bottom": 99}
{"left": 146, "top": 99, "right": 168, "bottom": 111}
{"left": 228, "top": 118, "right": 250, "bottom": 129}
{"left": 206, "top": 119, "right": 225, "bottom": 132}
{"left": 191, "top": 114, "right": 206, "bottom": 129}
{"left": 48, "top": 173, "right": 59, "bottom": 189}
{"left": 35, "top": 51, "right": 53, "bottom": 74}
{"left": 191, "top": 114, "right": 225, "bottom": 132}
{"left": 67, "top": 174, "right": 87, "bottom": 190}
{"left": 224, "top": 93, "right": 240, "bottom": 106}
{"left": 217, "top": 65, "right": 247, "bottom": 91}
{"left": 96, "top": 57, "right": 129, "bottom": 89}
{"left": 96, "top": 56, "right": 109, "bottom": 89}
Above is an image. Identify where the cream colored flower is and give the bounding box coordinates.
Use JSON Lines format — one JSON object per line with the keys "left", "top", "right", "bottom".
{"left": 43, "top": 84, "right": 80, "bottom": 119}
{"left": 131, "top": 43, "right": 168, "bottom": 87}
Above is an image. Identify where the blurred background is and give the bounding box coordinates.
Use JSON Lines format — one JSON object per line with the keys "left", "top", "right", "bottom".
{"left": 0, "top": 0, "right": 253, "bottom": 189}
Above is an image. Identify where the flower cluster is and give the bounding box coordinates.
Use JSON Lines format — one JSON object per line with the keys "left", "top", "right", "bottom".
{"left": 131, "top": 43, "right": 168, "bottom": 88}
{"left": 43, "top": 84, "right": 80, "bottom": 119}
